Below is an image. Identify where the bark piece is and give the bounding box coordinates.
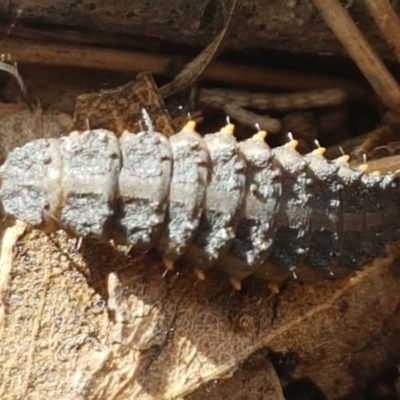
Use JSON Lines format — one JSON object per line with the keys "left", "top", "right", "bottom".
{"left": 0, "top": 0, "right": 398, "bottom": 59}
{"left": 73, "top": 71, "right": 174, "bottom": 136}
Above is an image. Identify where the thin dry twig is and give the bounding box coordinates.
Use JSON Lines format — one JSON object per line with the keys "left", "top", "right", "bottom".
{"left": 312, "top": 0, "right": 400, "bottom": 123}
{"left": 0, "top": 37, "right": 371, "bottom": 99}
{"left": 159, "top": 0, "right": 243, "bottom": 98}
{"left": 200, "top": 87, "right": 348, "bottom": 110}
{"left": 200, "top": 87, "right": 347, "bottom": 134}
{"left": 0, "top": 221, "right": 27, "bottom": 337}
{"left": 363, "top": 0, "right": 400, "bottom": 66}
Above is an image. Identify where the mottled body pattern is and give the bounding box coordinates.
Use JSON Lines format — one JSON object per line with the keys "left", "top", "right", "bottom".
{"left": 1, "top": 122, "right": 399, "bottom": 284}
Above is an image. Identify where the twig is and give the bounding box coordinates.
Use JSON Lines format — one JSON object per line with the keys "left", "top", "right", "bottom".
{"left": 311, "top": 0, "right": 400, "bottom": 123}
{"left": 159, "top": 0, "right": 243, "bottom": 98}
{"left": 0, "top": 37, "right": 371, "bottom": 99}
{"left": 199, "top": 87, "right": 347, "bottom": 111}
{"left": 0, "top": 221, "right": 27, "bottom": 339}
{"left": 363, "top": 0, "right": 400, "bottom": 65}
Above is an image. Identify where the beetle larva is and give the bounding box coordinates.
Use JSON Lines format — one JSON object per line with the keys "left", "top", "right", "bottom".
{"left": 1, "top": 119, "right": 399, "bottom": 287}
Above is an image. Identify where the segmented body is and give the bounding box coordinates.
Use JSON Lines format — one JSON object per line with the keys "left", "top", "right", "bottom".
{"left": 1, "top": 121, "right": 399, "bottom": 285}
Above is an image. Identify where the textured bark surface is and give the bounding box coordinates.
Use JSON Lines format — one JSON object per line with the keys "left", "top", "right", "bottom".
{"left": 0, "top": 0, "right": 398, "bottom": 60}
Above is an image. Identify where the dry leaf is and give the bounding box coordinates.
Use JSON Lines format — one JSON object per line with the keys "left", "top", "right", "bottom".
{"left": 0, "top": 226, "right": 399, "bottom": 399}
